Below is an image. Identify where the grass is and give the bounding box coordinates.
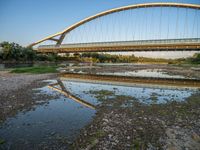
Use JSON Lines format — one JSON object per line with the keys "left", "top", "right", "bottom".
{"left": 10, "top": 66, "right": 58, "bottom": 74}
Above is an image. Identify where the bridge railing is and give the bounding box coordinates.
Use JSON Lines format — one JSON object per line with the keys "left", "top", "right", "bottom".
{"left": 38, "top": 38, "right": 200, "bottom": 49}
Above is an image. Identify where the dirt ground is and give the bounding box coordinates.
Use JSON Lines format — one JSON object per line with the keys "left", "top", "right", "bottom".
{"left": 72, "top": 89, "right": 200, "bottom": 150}
{"left": 0, "top": 71, "right": 58, "bottom": 122}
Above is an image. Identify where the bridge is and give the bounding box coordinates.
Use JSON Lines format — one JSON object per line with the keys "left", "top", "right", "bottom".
{"left": 38, "top": 38, "right": 200, "bottom": 53}
{"left": 30, "top": 2, "right": 200, "bottom": 53}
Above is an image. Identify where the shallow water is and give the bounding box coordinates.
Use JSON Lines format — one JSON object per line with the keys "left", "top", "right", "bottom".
{"left": 62, "top": 80, "right": 197, "bottom": 105}
{"left": 0, "top": 79, "right": 199, "bottom": 149}
{"left": 64, "top": 64, "right": 197, "bottom": 80}
{"left": 97, "top": 69, "right": 189, "bottom": 79}
{"left": 0, "top": 82, "right": 96, "bottom": 149}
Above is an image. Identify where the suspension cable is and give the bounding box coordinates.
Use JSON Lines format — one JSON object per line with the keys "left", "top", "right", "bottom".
{"left": 167, "top": 6, "right": 170, "bottom": 39}
{"left": 192, "top": 9, "right": 197, "bottom": 38}
{"left": 151, "top": 7, "right": 154, "bottom": 39}
{"left": 132, "top": 9, "right": 136, "bottom": 40}
{"left": 175, "top": 7, "right": 179, "bottom": 39}
{"left": 184, "top": 8, "right": 188, "bottom": 38}
{"left": 159, "top": 6, "right": 162, "bottom": 39}
{"left": 126, "top": 10, "right": 130, "bottom": 41}
{"left": 145, "top": 6, "right": 148, "bottom": 40}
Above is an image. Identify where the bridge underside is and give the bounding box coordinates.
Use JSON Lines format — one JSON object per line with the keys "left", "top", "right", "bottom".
{"left": 37, "top": 39, "right": 200, "bottom": 53}
{"left": 37, "top": 44, "right": 200, "bottom": 53}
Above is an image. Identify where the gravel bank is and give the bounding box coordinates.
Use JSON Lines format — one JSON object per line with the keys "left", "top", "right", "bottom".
{"left": 0, "top": 71, "right": 58, "bottom": 121}
{"left": 72, "top": 89, "right": 200, "bottom": 149}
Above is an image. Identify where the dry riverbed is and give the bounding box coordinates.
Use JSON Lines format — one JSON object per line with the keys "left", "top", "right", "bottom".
{"left": 64, "top": 64, "right": 200, "bottom": 80}
{"left": 0, "top": 64, "right": 200, "bottom": 149}
{"left": 0, "top": 71, "right": 58, "bottom": 122}
{"left": 72, "top": 89, "right": 200, "bottom": 150}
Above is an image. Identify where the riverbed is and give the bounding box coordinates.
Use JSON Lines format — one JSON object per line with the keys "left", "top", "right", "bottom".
{"left": 0, "top": 64, "right": 200, "bottom": 149}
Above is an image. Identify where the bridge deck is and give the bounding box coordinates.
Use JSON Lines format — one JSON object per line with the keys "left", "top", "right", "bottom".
{"left": 37, "top": 38, "right": 200, "bottom": 53}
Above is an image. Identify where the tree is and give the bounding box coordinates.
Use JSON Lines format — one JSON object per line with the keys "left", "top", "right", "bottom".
{"left": 192, "top": 53, "right": 200, "bottom": 64}
{"left": 0, "top": 42, "right": 36, "bottom": 61}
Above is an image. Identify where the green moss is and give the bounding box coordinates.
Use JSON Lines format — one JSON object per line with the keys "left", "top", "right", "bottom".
{"left": 131, "top": 140, "right": 144, "bottom": 150}
{"left": 87, "top": 89, "right": 138, "bottom": 108}
{"left": 95, "top": 130, "right": 106, "bottom": 137}
{"left": 87, "top": 90, "right": 115, "bottom": 102}
{"left": 116, "top": 95, "right": 134, "bottom": 100}
{"left": 112, "top": 95, "right": 136, "bottom": 107}
{"left": 81, "top": 130, "right": 105, "bottom": 149}
{"left": 0, "top": 139, "right": 5, "bottom": 145}
{"left": 88, "top": 137, "right": 98, "bottom": 147}
{"left": 89, "top": 90, "right": 115, "bottom": 97}
{"left": 187, "top": 94, "right": 200, "bottom": 105}
{"left": 150, "top": 93, "right": 158, "bottom": 104}
{"left": 10, "top": 66, "right": 58, "bottom": 74}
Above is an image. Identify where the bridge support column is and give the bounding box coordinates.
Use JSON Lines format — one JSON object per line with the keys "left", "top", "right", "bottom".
{"left": 56, "top": 33, "right": 66, "bottom": 46}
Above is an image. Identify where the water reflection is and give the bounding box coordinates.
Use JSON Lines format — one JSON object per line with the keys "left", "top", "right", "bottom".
{"left": 48, "top": 80, "right": 95, "bottom": 109}
{"left": 97, "top": 69, "right": 190, "bottom": 79}
{"left": 0, "top": 80, "right": 96, "bottom": 149}
{"left": 0, "top": 78, "right": 199, "bottom": 149}
{"left": 61, "top": 80, "right": 198, "bottom": 105}
{"left": 63, "top": 64, "right": 199, "bottom": 80}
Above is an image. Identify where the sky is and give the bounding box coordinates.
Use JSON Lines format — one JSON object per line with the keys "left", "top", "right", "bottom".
{"left": 0, "top": 0, "right": 200, "bottom": 58}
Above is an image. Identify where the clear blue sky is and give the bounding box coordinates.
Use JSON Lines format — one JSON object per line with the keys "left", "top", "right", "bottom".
{"left": 0, "top": 0, "right": 200, "bottom": 59}
{"left": 0, "top": 0, "right": 199, "bottom": 46}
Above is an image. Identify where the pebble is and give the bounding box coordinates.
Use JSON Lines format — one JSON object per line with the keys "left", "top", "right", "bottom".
{"left": 191, "top": 133, "right": 200, "bottom": 142}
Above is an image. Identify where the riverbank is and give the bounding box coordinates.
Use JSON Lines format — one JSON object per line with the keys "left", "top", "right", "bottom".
{"left": 72, "top": 88, "right": 200, "bottom": 149}
{"left": 0, "top": 71, "right": 58, "bottom": 122}
{"left": 62, "top": 63, "right": 200, "bottom": 80}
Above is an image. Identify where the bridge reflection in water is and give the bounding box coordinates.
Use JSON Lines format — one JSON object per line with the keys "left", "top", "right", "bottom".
{"left": 48, "top": 79, "right": 96, "bottom": 110}
{"left": 60, "top": 73, "right": 200, "bottom": 88}
{"left": 48, "top": 73, "right": 200, "bottom": 110}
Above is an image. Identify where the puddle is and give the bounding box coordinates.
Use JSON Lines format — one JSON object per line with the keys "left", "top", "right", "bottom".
{"left": 62, "top": 80, "right": 198, "bottom": 106}
{"left": 0, "top": 82, "right": 96, "bottom": 149}
{"left": 0, "top": 79, "right": 199, "bottom": 149}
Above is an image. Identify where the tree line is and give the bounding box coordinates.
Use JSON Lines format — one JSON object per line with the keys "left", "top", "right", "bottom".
{"left": 0, "top": 42, "right": 65, "bottom": 62}
{"left": 80, "top": 52, "right": 200, "bottom": 64}
{"left": 0, "top": 42, "right": 199, "bottom": 64}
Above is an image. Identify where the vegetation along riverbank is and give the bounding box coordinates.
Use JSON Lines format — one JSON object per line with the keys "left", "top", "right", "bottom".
{"left": 1, "top": 42, "right": 200, "bottom": 64}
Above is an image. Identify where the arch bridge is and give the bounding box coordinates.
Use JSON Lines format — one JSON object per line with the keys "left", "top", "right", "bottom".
{"left": 30, "top": 2, "right": 200, "bottom": 53}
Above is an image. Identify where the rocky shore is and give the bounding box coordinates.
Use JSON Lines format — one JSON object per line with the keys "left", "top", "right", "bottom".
{"left": 72, "top": 90, "right": 200, "bottom": 150}
{"left": 0, "top": 71, "right": 58, "bottom": 122}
